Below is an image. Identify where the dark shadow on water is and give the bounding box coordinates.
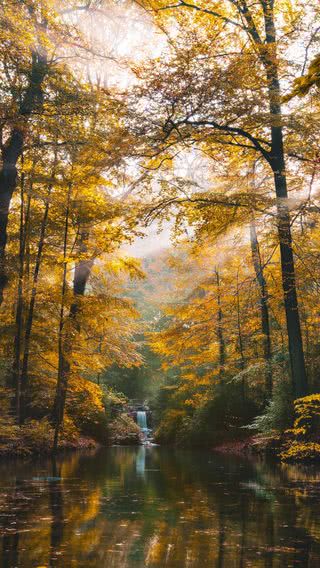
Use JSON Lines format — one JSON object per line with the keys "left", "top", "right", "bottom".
{"left": 1, "top": 447, "right": 320, "bottom": 567}
{"left": 49, "top": 458, "right": 64, "bottom": 568}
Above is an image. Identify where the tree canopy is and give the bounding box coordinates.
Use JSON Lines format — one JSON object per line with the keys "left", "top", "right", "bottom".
{"left": 0, "top": 0, "right": 320, "bottom": 459}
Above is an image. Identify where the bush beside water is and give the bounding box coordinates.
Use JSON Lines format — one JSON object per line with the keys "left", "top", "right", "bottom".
{"left": 281, "top": 395, "right": 320, "bottom": 462}
{"left": 0, "top": 382, "right": 141, "bottom": 455}
{"left": 153, "top": 372, "right": 320, "bottom": 463}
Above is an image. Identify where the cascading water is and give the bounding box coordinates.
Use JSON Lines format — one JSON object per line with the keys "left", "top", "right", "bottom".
{"left": 137, "top": 410, "right": 153, "bottom": 444}
{"left": 137, "top": 411, "right": 148, "bottom": 433}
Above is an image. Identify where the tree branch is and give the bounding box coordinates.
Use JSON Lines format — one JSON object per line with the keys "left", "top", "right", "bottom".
{"left": 175, "top": 118, "right": 272, "bottom": 163}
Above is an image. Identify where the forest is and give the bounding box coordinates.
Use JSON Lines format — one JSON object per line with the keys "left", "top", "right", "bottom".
{"left": 0, "top": 0, "right": 320, "bottom": 466}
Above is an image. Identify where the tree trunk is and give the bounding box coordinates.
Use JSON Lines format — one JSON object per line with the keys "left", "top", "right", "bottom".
{"left": 250, "top": 218, "right": 273, "bottom": 397}
{"left": 10, "top": 170, "right": 27, "bottom": 420}
{"left": 276, "top": 203, "right": 307, "bottom": 396}
{"left": 52, "top": 216, "right": 93, "bottom": 451}
{"left": 19, "top": 165, "right": 55, "bottom": 424}
{"left": 236, "top": 270, "right": 245, "bottom": 399}
{"left": 0, "top": 131, "right": 24, "bottom": 304}
{"left": 261, "top": 1, "right": 308, "bottom": 397}
{"left": 0, "top": 45, "right": 47, "bottom": 303}
{"left": 9, "top": 169, "right": 32, "bottom": 413}
{"left": 52, "top": 188, "right": 71, "bottom": 452}
{"left": 215, "top": 269, "right": 225, "bottom": 379}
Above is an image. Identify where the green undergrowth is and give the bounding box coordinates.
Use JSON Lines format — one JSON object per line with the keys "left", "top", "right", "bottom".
{"left": 0, "top": 383, "right": 141, "bottom": 455}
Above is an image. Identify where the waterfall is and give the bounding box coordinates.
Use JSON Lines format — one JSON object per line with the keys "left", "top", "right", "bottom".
{"left": 136, "top": 408, "right": 154, "bottom": 445}
{"left": 137, "top": 410, "right": 148, "bottom": 432}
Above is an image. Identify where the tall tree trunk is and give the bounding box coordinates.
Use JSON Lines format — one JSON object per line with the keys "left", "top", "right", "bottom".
{"left": 250, "top": 218, "right": 273, "bottom": 397}
{"left": 19, "top": 162, "right": 56, "bottom": 424}
{"left": 236, "top": 271, "right": 245, "bottom": 371}
{"left": 10, "top": 168, "right": 27, "bottom": 420}
{"left": 0, "top": 43, "right": 47, "bottom": 303}
{"left": 236, "top": 270, "right": 245, "bottom": 400}
{"left": 96, "top": 337, "right": 103, "bottom": 385}
{"left": 273, "top": 170, "right": 307, "bottom": 397}
{"left": 229, "top": 0, "right": 307, "bottom": 396}
{"left": 52, "top": 187, "right": 71, "bottom": 452}
{"left": 215, "top": 269, "right": 225, "bottom": 379}
{"left": 52, "top": 214, "right": 93, "bottom": 451}
{"left": 261, "top": 1, "right": 307, "bottom": 397}
{"left": 10, "top": 169, "right": 32, "bottom": 414}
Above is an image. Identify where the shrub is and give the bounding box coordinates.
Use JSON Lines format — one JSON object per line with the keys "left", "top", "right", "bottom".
{"left": 281, "top": 442, "right": 320, "bottom": 462}
{"left": 292, "top": 394, "right": 320, "bottom": 438}
{"left": 59, "top": 416, "right": 80, "bottom": 446}
{"left": 0, "top": 416, "right": 22, "bottom": 454}
{"left": 281, "top": 394, "right": 320, "bottom": 462}
{"left": 21, "top": 419, "right": 54, "bottom": 453}
{"left": 0, "top": 417, "right": 54, "bottom": 455}
{"left": 154, "top": 409, "right": 187, "bottom": 444}
{"left": 154, "top": 380, "right": 260, "bottom": 447}
{"left": 109, "top": 413, "right": 141, "bottom": 445}
{"left": 79, "top": 410, "right": 110, "bottom": 444}
{"left": 28, "top": 376, "right": 55, "bottom": 418}
{"left": 66, "top": 376, "right": 110, "bottom": 444}
{"left": 103, "top": 388, "right": 127, "bottom": 418}
{"left": 248, "top": 380, "right": 294, "bottom": 435}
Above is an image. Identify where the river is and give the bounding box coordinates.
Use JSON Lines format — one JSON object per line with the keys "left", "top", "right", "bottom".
{"left": 1, "top": 446, "right": 320, "bottom": 567}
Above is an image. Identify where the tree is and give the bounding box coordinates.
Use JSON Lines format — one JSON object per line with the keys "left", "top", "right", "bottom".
{"left": 0, "top": 8, "right": 144, "bottom": 439}
{"left": 250, "top": 217, "right": 272, "bottom": 396}
{"left": 128, "top": 0, "right": 320, "bottom": 396}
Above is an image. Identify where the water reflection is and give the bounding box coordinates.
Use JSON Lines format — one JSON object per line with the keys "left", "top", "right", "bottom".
{"left": 1, "top": 447, "right": 320, "bottom": 567}
{"left": 136, "top": 446, "right": 146, "bottom": 477}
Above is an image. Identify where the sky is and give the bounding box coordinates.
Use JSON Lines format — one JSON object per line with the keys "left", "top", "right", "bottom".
{"left": 125, "top": 222, "right": 172, "bottom": 258}
{"left": 67, "top": 1, "right": 173, "bottom": 258}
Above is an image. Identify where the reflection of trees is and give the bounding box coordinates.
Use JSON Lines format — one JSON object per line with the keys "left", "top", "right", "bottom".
{"left": 253, "top": 460, "right": 315, "bottom": 566}
{"left": 2, "top": 531, "right": 19, "bottom": 568}
{"left": 49, "top": 459, "right": 64, "bottom": 568}
{"left": 1, "top": 449, "right": 320, "bottom": 566}
{"left": 1, "top": 478, "right": 20, "bottom": 568}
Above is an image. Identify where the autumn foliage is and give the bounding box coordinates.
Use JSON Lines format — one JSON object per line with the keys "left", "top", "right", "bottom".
{"left": 1, "top": 0, "right": 320, "bottom": 460}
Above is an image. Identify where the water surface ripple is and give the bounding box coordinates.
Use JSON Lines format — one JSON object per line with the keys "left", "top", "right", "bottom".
{"left": 1, "top": 446, "right": 320, "bottom": 567}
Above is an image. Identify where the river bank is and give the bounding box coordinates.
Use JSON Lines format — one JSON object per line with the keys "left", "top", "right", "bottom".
{"left": 0, "top": 412, "right": 142, "bottom": 457}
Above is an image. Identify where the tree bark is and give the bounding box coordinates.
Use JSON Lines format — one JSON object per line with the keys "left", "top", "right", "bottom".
{"left": 52, "top": 217, "right": 93, "bottom": 451}
{"left": 250, "top": 218, "right": 273, "bottom": 397}
{"left": 9, "top": 169, "right": 32, "bottom": 413}
{"left": 261, "top": 1, "right": 308, "bottom": 397}
{"left": 215, "top": 269, "right": 225, "bottom": 379}
{"left": 10, "top": 169, "right": 27, "bottom": 420}
{"left": 236, "top": 270, "right": 245, "bottom": 399}
{"left": 52, "top": 187, "right": 71, "bottom": 452}
{"left": 19, "top": 160, "right": 56, "bottom": 424}
{"left": 0, "top": 44, "right": 47, "bottom": 303}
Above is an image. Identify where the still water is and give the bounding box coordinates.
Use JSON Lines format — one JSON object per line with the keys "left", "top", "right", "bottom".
{"left": 1, "top": 446, "right": 320, "bottom": 567}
